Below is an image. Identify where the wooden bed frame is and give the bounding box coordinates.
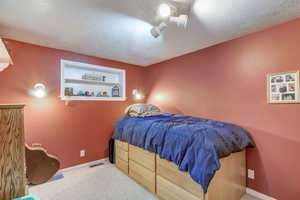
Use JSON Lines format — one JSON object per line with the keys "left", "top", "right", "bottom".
{"left": 115, "top": 140, "right": 246, "bottom": 200}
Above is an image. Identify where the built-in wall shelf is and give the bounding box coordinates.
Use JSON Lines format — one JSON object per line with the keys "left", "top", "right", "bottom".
{"left": 60, "top": 60, "right": 126, "bottom": 102}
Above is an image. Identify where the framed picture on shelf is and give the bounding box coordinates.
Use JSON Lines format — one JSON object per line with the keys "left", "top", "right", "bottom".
{"left": 267, "top": 71, "right": 300, "bottom": 104}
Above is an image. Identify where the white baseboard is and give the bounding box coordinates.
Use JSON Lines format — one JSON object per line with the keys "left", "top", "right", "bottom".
{"left": 57, "top": 157, "right": 109, "bottom": 174}
{"left": 246, "top": 188, "right": 277, "bottom": 200}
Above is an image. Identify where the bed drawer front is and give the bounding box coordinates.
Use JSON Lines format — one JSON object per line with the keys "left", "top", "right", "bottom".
{"left": 116, "top": 156, "right": 128, "bottom": 174}
{"left": 116, "top": 144, "right": 128, "bottom": 162}
{"left": 157, "top": 175, "right": 202, "bottom": 200}
{"left": 156, "top": 156, "right": 204, "bottom": 198}
{"left": 129, "top": 160, "right": 156, "bottom": 193}
{"left": 129, "top": 145, "right": 155, "bottom": 171}
{"left": 116, "top": 140, "right": 129, "bottom": 152}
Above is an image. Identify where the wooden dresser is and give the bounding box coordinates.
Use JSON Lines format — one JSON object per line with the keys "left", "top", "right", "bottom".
{"left": 0, "top": 104, "right": 26, "bottom": 200}
{"left": 115, "top": 140, "right": 156, "bottom": 193}
{"left": 115, "top": 140, "right": 246, "bottom": 200}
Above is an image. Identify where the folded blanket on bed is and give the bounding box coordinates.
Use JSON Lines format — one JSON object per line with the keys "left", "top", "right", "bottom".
{"left": 113, "top": 113, "right": 255, "bottom": 193}
{"left": 124, "top": 104, "right": 161, "bottom": 117}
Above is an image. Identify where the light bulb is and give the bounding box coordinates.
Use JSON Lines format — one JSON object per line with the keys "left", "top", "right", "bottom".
{"left": 34, "top": 89, "right": 46, "bottom": 98}
{"left": 132, "top": 89, "right": 139, "bottom": 95}
{"left": 159, "top": 3, "right": 171, "bottom": 18}
{"left": 33, "top": 83, "right": 46, "bottom": 98}
{"left": 135, "top": 93, "right": 143, "bottom": 100}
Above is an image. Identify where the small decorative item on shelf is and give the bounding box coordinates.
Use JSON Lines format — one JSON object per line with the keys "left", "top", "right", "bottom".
{"left": 96, "top": 92, "right": 102, "bottom": 97}
{"left": 78, "top": 91, "right": 85, "bottom": 96}
{"left": 96, "top": 91, "right": 110, "bottom": 97}
{"left": 102, "top": 91, "right": 109, "bottom": 97}
{"left": 82, "top": 73, "right": 103, "bottom": 81}
{"left": 65, "top": 87, "right": 73, "bottom": 96}
{"left": 112, "top": 85, "right": 120, "bottom": 97}
{"left": 85, "top": 91, "right": 92, "bottom": 96}
{"left": 102, "top": 76, "right": 106, "bottom": 82}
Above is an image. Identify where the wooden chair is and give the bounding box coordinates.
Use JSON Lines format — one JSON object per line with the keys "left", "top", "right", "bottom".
{"left": 25, "top": 144, "right": 60, "bottom": 185}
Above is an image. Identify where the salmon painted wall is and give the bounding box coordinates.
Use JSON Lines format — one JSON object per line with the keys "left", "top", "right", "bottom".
{"left": 0, "top": 39, "right": 146, "bottom": 169}
{"left": 145, "top": 18, "right": 300, "bottom": 200}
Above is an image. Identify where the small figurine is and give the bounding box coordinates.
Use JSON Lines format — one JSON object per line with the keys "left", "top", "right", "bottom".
{"left": 78, "top": 91, "right": 85, "bottom": 96}
{"left": 85, "top": 91, "right": 92, "bottom": 96}
{"left": 65, "top": 87, "right": 73, "bottom": 96}
{"left": 102, "top": 91, "right": 109, "bottom": 97}
{"left": 82, "top": 74, "right": 87, "bottom": 80}
{"left": 82, "top": 73, "right": 102, "bottom": 81}
{"left": 112, "top": 85, "right": 120, "bottom": 97}
{"left": 96, "top": 92, "right": 102, "bottom": 97}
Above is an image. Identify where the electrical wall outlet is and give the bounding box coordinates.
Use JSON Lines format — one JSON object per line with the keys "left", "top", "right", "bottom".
{"left": 80, "top": 150, "right": 85, "bottom": 157}
{"left": 248, "top": 169, "right": 255, "bottom": 179}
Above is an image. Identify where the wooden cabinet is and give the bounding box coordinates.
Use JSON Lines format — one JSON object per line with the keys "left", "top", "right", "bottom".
{"left": 115, "top": 140, "right": 129, "bottom": 174}
{"left": 115, "top": 142, "right": 156, "bottom": 193}
{"left": 129, "top": 145, "right": 155, "bottom": 171}
{"left": 115, "top": 140, "right": 246, "bottom": 200}
{"left": 0, "top": 104, "right": 26, "bottom": 200}
{"left": 115, "top": 157, "right": 129, "bottom": 174}
{"left": 205, "top": 151, "right": 246, "bottom": 200}
{"left": 129, "top": 160, "right": 156, "bottom": 193}
{"left": 157, "top": 175, "right": 201, "bottom": 200}
{"left": 115, "top": 144, "right": 128, "bottom": 162}
{"left": 115, "top": 140, "right": 129, "bottom": 152}
{"left": 156, "top": 156, "right": 204, "bottom": 199}
{"left": 128, "top": 144, "right": 156, "bottom": 193}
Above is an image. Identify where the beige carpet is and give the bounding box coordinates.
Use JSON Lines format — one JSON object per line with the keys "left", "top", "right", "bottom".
{"left": 29, "top": 163, "right": 261, "bottom": 200}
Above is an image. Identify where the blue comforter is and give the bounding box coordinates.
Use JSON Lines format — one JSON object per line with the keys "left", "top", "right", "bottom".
{"left": 113, "top": 113, "right": 255, "bottom": 193}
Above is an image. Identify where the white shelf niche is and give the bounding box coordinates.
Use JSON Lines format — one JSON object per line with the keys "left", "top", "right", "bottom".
{"left": 60, "top": 60, "right": 126, "bottom": 101}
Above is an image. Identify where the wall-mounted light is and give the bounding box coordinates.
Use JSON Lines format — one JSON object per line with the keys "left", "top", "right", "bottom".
{"left": 33, "top": 83, "right": 47, "bottom": 98}
{"left": 132, "top": 89, "right": 144, "bottom": 100}
{"left": 0, "top": 38, "right": 13, "bottom": 71}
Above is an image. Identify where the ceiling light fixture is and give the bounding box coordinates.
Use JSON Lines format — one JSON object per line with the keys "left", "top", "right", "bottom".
{"left": 169, "top": 14, "right": 189, "bottom": 28}
{"left": 158, "top": 3, "right": 172, "bottom": 18}
{"left": 151, "top": 2, "right": 189, "bottom": 38}
{"left": 150, "top": 22, "right": 168, "bottom": 38}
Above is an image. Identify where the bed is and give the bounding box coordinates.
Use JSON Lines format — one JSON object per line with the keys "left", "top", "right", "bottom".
{"left": 113, "top": 113, "right": 254, "bottom": 200}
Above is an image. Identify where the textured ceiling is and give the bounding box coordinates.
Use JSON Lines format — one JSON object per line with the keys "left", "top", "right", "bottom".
{"left": 1, "top": 0, "right": 300, "bottom": 66}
